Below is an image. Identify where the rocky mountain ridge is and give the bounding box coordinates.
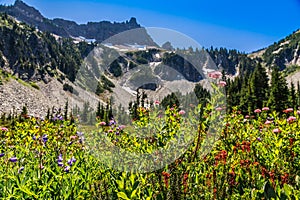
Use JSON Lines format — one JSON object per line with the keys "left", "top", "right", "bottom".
{"left": 0, "top": 0, "right": 156, "bottom": 45}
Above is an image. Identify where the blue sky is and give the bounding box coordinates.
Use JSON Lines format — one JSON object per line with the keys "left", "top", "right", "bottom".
{"left": 1, "top": 0, "right": 300, "bottom": 52}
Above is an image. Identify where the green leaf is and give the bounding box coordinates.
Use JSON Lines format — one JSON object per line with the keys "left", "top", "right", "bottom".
{"left": 130, "top": 189, "right": 137, "bottom": 199}
{"left": 117, "top": 192, "right": 130, "bottom": 200}
{"left": 283, "top": 184, "right": 293, "bottom": 196}
{"left": 18, "top": 186, "right": 38, "bottom": 199}
{"left": 116, "top": 179, "right": 124, "bottom": 190}
{"left": 263, "top": 181, "right": 277, "bottom": 199}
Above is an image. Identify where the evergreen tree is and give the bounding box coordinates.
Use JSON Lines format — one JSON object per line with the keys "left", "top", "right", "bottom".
{"left": 64, "top": 100, "right": 69, "bottom": 121}
{"left": 161, "top": 92, "right": 180, "bottom": 109}
{"left": 46, "top": 108, "right": 50, "bottom": 120}
{"left": 249, "top": 63, "right": 269, "bottom": 109}
{"left": 297, "top": 81, "right": 300, "bottom": 107}
{"left": 96, "top": 102, "right": 101, "bottom": 118}
{"left": 82, "top": 102, "right": 89, "bottom": 123}
{"left": 268, "top": 67, "right": 289, "bottom": 112}
{"left": 21, "top": 105, "right": 28, "bottom": 116}
{"left": 289, "top": 82, "right": 297, "bottom": 109}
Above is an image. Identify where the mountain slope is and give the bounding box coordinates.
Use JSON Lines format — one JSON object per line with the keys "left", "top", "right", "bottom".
{"left": 0, "top": 0, "right": 156, "bottom": 45}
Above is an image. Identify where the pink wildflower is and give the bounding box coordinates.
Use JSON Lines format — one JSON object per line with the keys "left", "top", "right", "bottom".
{"left": 273, "top": 128, "right": 281, "bottom": 133}
{"left": 264, "top": 120, "right": 272, "bottom": 125}
{"left": 287, "top": 116, "right": 296, "bottom": 123}
{"left": 1, "top": 127, "right": 8, "bottom": 131}
{"left": 218, "top": 81, "right": 227, "bottom": 87}
{"left": 215, "top": 107, "right": 223, "bottom": 111}
{"left": 70, "top": 135, "right": 77, "bottom": 140}
{"left": 262, "top": 107, "right": 269, "bottom": 111}
{"left": 99, "top": 121, "right": 106, "bottom": 126}
{"left": 208, "top": 71, "right": 222, "bottom": 79}
{"left": 178, "top": 110, "right": 186, "bottom": 115}
{"left": 254, "top": 109, "right": 261, "bottom": 113}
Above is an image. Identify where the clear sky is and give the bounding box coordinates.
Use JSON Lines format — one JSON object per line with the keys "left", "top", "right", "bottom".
{"left": 1, "top": 0, "right": 300, "bottom": 53}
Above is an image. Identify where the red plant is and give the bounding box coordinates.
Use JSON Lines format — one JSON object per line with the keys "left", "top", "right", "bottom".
{"left": 162, "top": 171, "right": 171, "bottom": 188}
{"left": 183, "top": 173, "right": 189, "bottom": 193}
{"left": 215, "top": 150, "right": 227, "bottom": 166}
{"left": 228, "top": 168, "right": 236, "bottom": 186}
{"left": 281, "top": 173, "right": 289, "bottom": 185}
{"left": 241, "top": 141, "right": 251, "bottom": 152}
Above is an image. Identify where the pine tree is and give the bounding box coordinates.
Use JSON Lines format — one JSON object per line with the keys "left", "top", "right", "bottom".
{"left": 249, "top": 63, "right": 269, "bottom": 109}
{"left": 268, "top": 67, "right": 289, "bottom": 112}
{"left": 297, "top": 81, "right": 300, "bottom": 107}
{"left": 289, "top": 82, "right": 297, "bottom": 109}
{"left": 96, "top": 102, "right": 101, "bottom": 118}
{"left": 82, "top": 102, "right": 89, "bottom": 123}
{"left": 64, "top": 100, "right": 69, "bottom": 121}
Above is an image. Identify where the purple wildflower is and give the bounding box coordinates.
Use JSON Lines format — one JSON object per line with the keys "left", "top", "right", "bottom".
{"left": 18, "top": 166, "right": 24, "bottom": 173}
{"left": 257, "top": 137, "right": 262, "bottom": 142}
{"left": 0, "top": 153, "right": 4, "bottom": 157}
{"left": 64, "top": 166, "right": 70, "bottom": 172}
{"left": 119, "top": 125, "right": 126, "bottom": 130}
{"left": 58, "top": 162, "right": 64, "bottom": 167}
{"left": 9, "top": 157, "right": 18, "bottom": 163}
{"left": 67, "top": 157, "right": 76, "bottom": 166}
{"left": 109, "top": 120, "right": 116, "bottom": 126}
{"left": 76, "top": 132, "right": 84, "bottom": 137}
{"left": 42, "top": 134, "right": 48, "bottom": 143}
{"left": 115, "top": 132, "right": 120, "bottom": 136}
{"left": 57, "top": 154, "right": 63, "bottom": 162}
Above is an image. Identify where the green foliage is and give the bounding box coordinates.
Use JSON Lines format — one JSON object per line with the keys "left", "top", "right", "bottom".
{"left": 0, "top": 88, "right": 299, "bottom": 198}
{"left": 109, "top": 60, "right": 122, "bottom": 77}
{"left": 95, "top": 75, "right": 115, "bottom": 95}
{"left": 268, "top": 67, "right": 289, "bottom": 112}
{"left": 161, "top": 92, "right": 180, "bottom": 109}
{"left": 63, "top": 83, "right": 79, "bottom": 95}
{"left": 282, "top": 65, "right": 300, "bottom": 76}
{"left": 0, "top": 13, "right": 82, "bottom": 82}
{"left": 29, "top": 81, "right": 39, "bottom": 90}
{"left": 263, "top": 30, "right": 300, "bottom": 70}
{"left": 194, "top": 83, "right": 210, "bottom": 106}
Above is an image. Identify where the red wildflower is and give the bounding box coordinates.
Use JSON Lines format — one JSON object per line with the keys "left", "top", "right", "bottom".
{"left": 162, "top": 171, "right": 171, "bottom": 188}
{"left": 283, "top": 108, "right": 293, "bottom": 113}
{"left": 281, "top": 173, "right": 289, "bottom": 185}
{"left": 183, "top": 173, "right": 189, "bottom": 193}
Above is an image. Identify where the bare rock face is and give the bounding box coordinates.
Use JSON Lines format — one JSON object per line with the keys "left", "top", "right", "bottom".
{"left": 0, "top": 77, "right": 101, "bottom": 117}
